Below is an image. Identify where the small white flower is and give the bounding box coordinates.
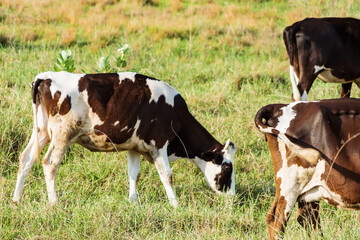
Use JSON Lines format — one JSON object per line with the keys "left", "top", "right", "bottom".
{"left": 117, "top": 44, "right": 130, "bottom": 58}
{"left": 61, "top": 49, "right": 72, "bottom": 60}
{"left": 118, "top": 44, "right": 130, "bottom": 52}
{"left": 97, "top": 57, "right": 106, "bottom": 69}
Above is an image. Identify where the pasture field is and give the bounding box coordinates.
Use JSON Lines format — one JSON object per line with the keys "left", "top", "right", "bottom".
{"left": 1, "top": 0, "right": 360, "bottom": 239}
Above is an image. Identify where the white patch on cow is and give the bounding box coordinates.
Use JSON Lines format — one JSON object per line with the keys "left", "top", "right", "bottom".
{"left": 113, "top": 121, "right": 120, "bottom": 126}
{"left": 118, "top": 72, "right": 137, "bottom": 82}
{"left": 276, "top": 102, "right": 298, "bottom": 133}
{"left": 290, "top": 65, "right": 301, "bottom": 101}
{"left": 299, "top": 160, "right": 328, "bottom": 201}
{"left": 146, "top": 79, "right": 179, "bottom": 107}
{"left": 133, "top": 119, "right": 141, "bottom": 132}
{"left": 314, "top": 65, "right": 326, "bottom": 74}
{"left": 120, "top": 126, "right": 127, "bottom": 131}
{"left": 276, "top": 138, "right": 316, "bottom": 218}
{"left": 298, "top": 160, "right": 360, "bottom": 209}
{"left": 192, "top": 142, "right": 236, "bottom": 196}
{"left": 193, "top": 156, "right": 222, "bottom": 192}
{"left": 36, "top": 71, "right": 85, "bottom": 103}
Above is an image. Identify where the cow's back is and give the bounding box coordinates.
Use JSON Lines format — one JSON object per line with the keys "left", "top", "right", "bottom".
{"left": 34, "top": 71, "right": 185, "bottom": 152}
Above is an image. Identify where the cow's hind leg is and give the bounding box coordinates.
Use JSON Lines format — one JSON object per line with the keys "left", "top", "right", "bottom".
{"left": 152, "top": 144, "right": 178, "bottom": 208}
{"left": 297, "top": 201, "right": 321, "bottom": 235}
{"left": 13, "top": 130, "right": 49, "bottom": 203}
{"left": 127, "top": 150, "right": 141, "bottom": 202}
{"left": 340, "top": 82, "right": 352, "bottom": 98}
{"left": 41, "top": 136, "right": 70, "bottom": 205}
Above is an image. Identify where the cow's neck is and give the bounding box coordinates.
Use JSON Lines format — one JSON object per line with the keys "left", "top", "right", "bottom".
{"left": 168, "top": 113, "right": 223, "bottom": 160}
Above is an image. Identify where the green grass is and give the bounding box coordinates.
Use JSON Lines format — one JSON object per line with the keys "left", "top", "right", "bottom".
{"left": 1, "top": 0, "right": 360, "bottom": 239}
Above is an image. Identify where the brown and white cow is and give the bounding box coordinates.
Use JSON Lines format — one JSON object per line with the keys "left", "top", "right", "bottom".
{"left": 283, "top": 17, "right": 360, "bottom": 101}
{"left": 255, "top": 99, "right": 360, "bottom": 239}
{"left": 13, "top": 71, "right": 236, "bottom": 208}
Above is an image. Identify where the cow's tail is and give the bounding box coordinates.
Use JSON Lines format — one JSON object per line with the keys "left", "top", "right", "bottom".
{"left": 30, "top": 78, "right": 43, "bottom": 163}
{"left": 284, "top": 23, "right": 303, "bottom": 101}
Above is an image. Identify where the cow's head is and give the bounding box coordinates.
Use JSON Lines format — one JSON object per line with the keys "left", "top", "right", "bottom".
{"left": 199, "top": 140, "right": 236, "bottom": 195}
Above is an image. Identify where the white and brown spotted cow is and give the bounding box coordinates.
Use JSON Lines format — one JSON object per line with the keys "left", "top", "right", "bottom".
{"left": 284, "top": 17, "right": 360, "bottom": 101}
{"left": 255, "top": 99, "right": 360, "bottom": 239}
{"left": 13, "top": 71, "right": 236, "bottom": 208}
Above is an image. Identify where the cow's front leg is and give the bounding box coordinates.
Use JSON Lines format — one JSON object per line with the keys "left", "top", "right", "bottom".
{"left": 153, "top": 144, "right": 178, "bottom": 208}
{"left": 42, "top": 139, "right": 68, "bottom": 205}
{"left": 127, "top": 150, "right": 141, "bottom": 202}
{"left": 266, "top": 191, "right": 297, "bottom": 240}
{"left": 297, "top": 201, "right": 321, "bottom": 235}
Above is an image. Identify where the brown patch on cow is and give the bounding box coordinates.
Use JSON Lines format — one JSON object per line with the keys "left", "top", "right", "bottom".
{"left": 36, "top": 79, "right": 62, "bottom": 117}
{"left": 201, "top": 151, "right": 223, "bottom": 165}
{"left": 78, "top": 73, "right": 181, "bottom": 149}
{"left": 266, "top": 134, "right": 284, "bottom": 180}
{"left": 78, "top": 73, "right": 120, "bottom": 121}
{"left": 214, "top": 162, "right": 232, "bottom": 191}
{"left": 59, "top": 95, "right": 71, "bottom": 115}
{"left": 136, "top": 173, "right": 141, "bottom": 185}
{"left": 324, "top": 197, "right": 339, "bottom": 207}
{"left": 169, "top": 173, "right": 173, "bottom": 186}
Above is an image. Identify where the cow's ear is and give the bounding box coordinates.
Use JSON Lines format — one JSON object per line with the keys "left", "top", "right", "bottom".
{"left": 201, "top": 152, "right": 223, "bottom": 165}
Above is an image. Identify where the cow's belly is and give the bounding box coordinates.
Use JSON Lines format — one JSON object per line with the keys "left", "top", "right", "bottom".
{"left": 298, "top": 160, "right": 360, "bottom": 210}
{"left": 318, "top": 70, "right": 347, "bottom": 83}
{"left": 318, "top": 69, "right": 360, "bottom": 84}
{"left": 75, "top": 132, "right": 152, "bottom": 153}
{"left": 300, "top": 185, "right": 360, "bottom": 210}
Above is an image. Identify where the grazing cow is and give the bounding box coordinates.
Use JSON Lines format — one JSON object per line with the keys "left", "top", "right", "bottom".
{"left": 255, "top": 98, "right": 360, "bottom": 239}
{"left": 283, "top": 17, "right": 360, "bottom": 101}
{"left": 13, "top": 71, "right": 236, "bottom": 208}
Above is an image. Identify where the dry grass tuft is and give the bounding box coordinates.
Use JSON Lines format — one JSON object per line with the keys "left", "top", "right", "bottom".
{"left": 61, "top": 28, "right": 76, "bottom": 46}
{"left": 170, "top": 0, "right": 183, "bottom": 13}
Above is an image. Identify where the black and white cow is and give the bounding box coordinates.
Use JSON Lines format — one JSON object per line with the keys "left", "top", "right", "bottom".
{"left": 255, "top": 98, "right": 360, "bottom": 239}
{"left": 13, "top": 71, "right": 236, "bottom": 207}
{"left": 283, "top": 17, "right": 360, "bottom": 101}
